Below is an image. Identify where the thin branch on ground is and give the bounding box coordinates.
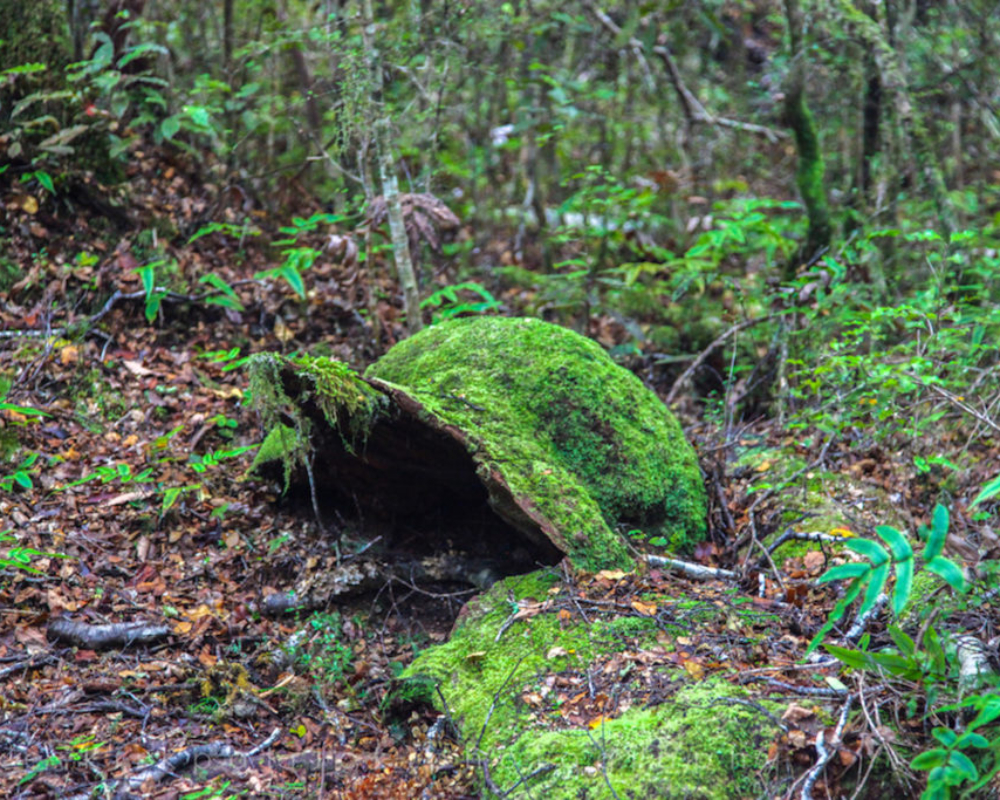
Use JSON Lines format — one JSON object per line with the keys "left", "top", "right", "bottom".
{"left": 801, "top": 695, "right": 852, "bottom": 800}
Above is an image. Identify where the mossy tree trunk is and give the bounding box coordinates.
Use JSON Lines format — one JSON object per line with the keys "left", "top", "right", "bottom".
{"left": 782, "top": 0, "right": 832, "bottom": 282}
{"left": 831, "top": 0, "right": 957, "bottom": 240}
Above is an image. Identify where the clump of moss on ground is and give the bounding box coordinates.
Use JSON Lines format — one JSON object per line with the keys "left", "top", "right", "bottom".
{"left": 402, "top": 570, "right": 779, "bottom": 799}
{"left": 367, "top": 316, "right": 707, "bottom": 568}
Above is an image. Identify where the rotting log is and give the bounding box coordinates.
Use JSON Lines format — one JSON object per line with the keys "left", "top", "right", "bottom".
{"left": 249, "top": 316, "right": 708, "bottom": 577}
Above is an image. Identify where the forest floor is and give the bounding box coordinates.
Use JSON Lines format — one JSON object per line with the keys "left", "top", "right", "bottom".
{"left": 0, "top": 149, "right": 996, "bottom": 799}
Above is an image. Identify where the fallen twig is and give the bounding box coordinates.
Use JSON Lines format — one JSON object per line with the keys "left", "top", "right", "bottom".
{"left": 644, "top": 554, "right": 737, "bottom": 581}
{"left": 47, "top": 618, "right": 171, "bottom": 650}
{"left": 127, "top": 728, "right": 281, "bottom": 790}
{"left": 801, "top": 696, "right": 852, "bottom": 800}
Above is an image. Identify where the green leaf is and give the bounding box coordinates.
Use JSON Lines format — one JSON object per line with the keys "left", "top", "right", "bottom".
{"left": 280, "top": 264, "right": 306, "bottom": 298}
{"left": 948, "top": 751, "right": 978, "bottom": 782}
{"left": 956, "top": 732, "right": 989, "bottom": 749}
{"left": 970, "top": 697, "right": 1000, "bottom": 730}
{"left": 135, "top": 264, "right": 156, "bottom": 296}
{"left": 887, "top": 625, "right": 916, "bottom": 657}
{"left": 818, "top": 562, "right": 871, "bottom": 583}
{"left": 13, "top": 472, "right": 32, "bottom": 490}
{"left": 160, "top": 115, "right": 181, "bottom": 140}
{"left": 859, "top": 562, "right": 889, "bottom": 617}
{"left": 925, "top": 556, "right": 967, "bottom": 593}
{"left": 845, "top": 538, "right": 890, "bottom": 566}
{"left": 875, "top": 525, "right": 912, "bottom": 562}
{"left": 932, "top": 728, "right": 958, "bottom": 747}
{"left": 35, "top": 171, "right": 54, "bottom": 193}
{"left": 892, "top": 556, "right": 914, "bottom": 615}
{"left": 971, "top": 475, "right": 1000, "bottom": 508}
{"left": 0, "top": 402, "right": 49, "bottom": 417}
{"left": 144, "top": 292, "right": 163, "bottom": 323}
{"left": 161, "top": 487, "right": 182, "bottom": 514}
{"left": 824, "top": 644, "right": 868, "bottom": 670}
{"left": 911, "top": 749, "right": 948, "bottom": 770}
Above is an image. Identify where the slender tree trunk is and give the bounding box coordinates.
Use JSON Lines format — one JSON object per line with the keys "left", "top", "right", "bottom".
{"left": 782, "top": 0, "right": 832, "bottom": 279}
{"left": 361, "top": 0, "right": 423, "bottom": 333}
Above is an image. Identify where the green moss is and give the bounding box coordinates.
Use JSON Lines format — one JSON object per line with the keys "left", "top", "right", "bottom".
{"left": 367, "top": 317, "right": 706, "bottom": 569}
{"left": 247, "top": 352, "right": 387, "bottom": 489}
{"left": 495, "top": 680, "right": 776, "bottom": 799}
{"left": 403, "top": 570, "right": 778, "bottom": 799}
{"left": 403, "top": 571, "right": 587, "bottom": 747}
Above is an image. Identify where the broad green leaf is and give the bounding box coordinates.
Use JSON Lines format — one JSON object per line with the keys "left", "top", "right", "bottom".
{"left": 144, "top": 292, "right": 163, "bottom": 323}
{"left": 932, "top": 728, "right": 958, "bottom": 747}
{"left": 875, "top": 525, "right": 912, "bottom": 562}
{"left": 160, "top": 115, "right": 181, "bottom": 140}
{"left": 956, "top": 732, "right": 990, "bottom": 749}
{"left": 824, "top": 644, "right": 868, "bottom": 670}
{"left": 281, "top": 264, "right": 306, "bottom": 298}
{"left": 162, "top": 487, "right": 182, "bottom": 514}
{"left": 136, "top": 264, "right": 155, "bottom": 295}
{"left": 818, "top": 562, "right": 871, "bottom": 583}
{"left": 892, "top": 556, "right": 914, "bottom": 615}
{"left": 887, "top": 625, "right": 916, "bottom": 657}
{"left": 14, "top": 472, "right": 32, "bottom": 490}
{"left": 970, "top": 698, "right": 1000, "bottom": 730}
{"left": 925, "top": 556, "right": 967, "bottom": 593}
{"left": 926, "top": 505, "right": 949, "bottom": 558}
{"left": 911, "top": 750, "right": 948, "bottom": 770}
{"left": 35, "top": 171, "right": 54, "bottom": 193}
{"left": 859, "top": 562, "right": 889, "bottom": 617}
{"left": 845, "top": 538, "right": 890, "bottom": 566}
{"left": 949, "top": 751, "right": 979, "bottom": 782}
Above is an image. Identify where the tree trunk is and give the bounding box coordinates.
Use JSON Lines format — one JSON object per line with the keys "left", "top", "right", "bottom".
{"left": 832, "top": 0, "right": 957, "bottom": 239}
{"left": 782, "top": 0, "right": 832, "bottom": 280}
{"left": 361, "top": 0, "right": 423, "bottom": 334}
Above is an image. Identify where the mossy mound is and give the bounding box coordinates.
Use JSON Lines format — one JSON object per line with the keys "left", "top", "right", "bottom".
{"left": 401, "top": 571, "right": 779, "bottom": 799}
{"left": 250, "top": 316, "right": 706, "bottom": 572}
{"left": 366, "top": 317, "right": 706, "bottom": 568}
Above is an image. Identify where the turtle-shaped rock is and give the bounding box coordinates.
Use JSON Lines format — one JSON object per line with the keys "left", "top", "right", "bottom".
{"left": 250, "top": 316, "right": 706, "bottom": 572}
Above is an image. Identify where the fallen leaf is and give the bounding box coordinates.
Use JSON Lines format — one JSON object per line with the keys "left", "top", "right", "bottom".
{"left": 631, "top": 600, "right": 657, "bottom": 616}
{"left": 683, "top": 660, "right": 705, "bottom": 680}
{"left": 122, "top": 359, "right": 154, "bottom": 377}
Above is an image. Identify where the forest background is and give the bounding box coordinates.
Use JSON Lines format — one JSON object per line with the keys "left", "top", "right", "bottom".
{"left": 1, "top": 0, "right": 999, "bottom": 798}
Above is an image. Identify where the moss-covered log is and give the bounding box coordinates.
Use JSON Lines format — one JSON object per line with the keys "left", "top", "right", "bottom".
{"left": 250, "top": 316, "right": 707, "bottom": 574}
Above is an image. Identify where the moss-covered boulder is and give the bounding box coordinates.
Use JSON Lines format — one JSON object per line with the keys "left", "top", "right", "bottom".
{"left": 250, "top": 316, "right": 706, "bottom": 572}
{"left": 401, "top": 570, "right": 779, "bottom": 799}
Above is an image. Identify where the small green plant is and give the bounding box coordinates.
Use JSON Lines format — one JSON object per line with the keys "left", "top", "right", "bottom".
{"left": 0, "top": 529, "right": 68, "bottom": 575}
{"left": 0, "top": 452, "right": 39, "bottom": 492}
{"left": 421, "top": 281, "right": 500, "bottom": 322}
{"left": 255, "top": 212, "right": 345, "bottom": 299}
{"left": 808, "top": 505, "right": 966, "bottom": 653}
{"left": 292, "top": 611, "right": 355, "bottom": 683}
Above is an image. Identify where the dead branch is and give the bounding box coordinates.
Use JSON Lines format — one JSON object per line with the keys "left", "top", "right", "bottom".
{"left": 126, "top": 728, "right": 280, "bottom": 790}
{"left": 47, "top": 618, "right": 171, "bottom": 650}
